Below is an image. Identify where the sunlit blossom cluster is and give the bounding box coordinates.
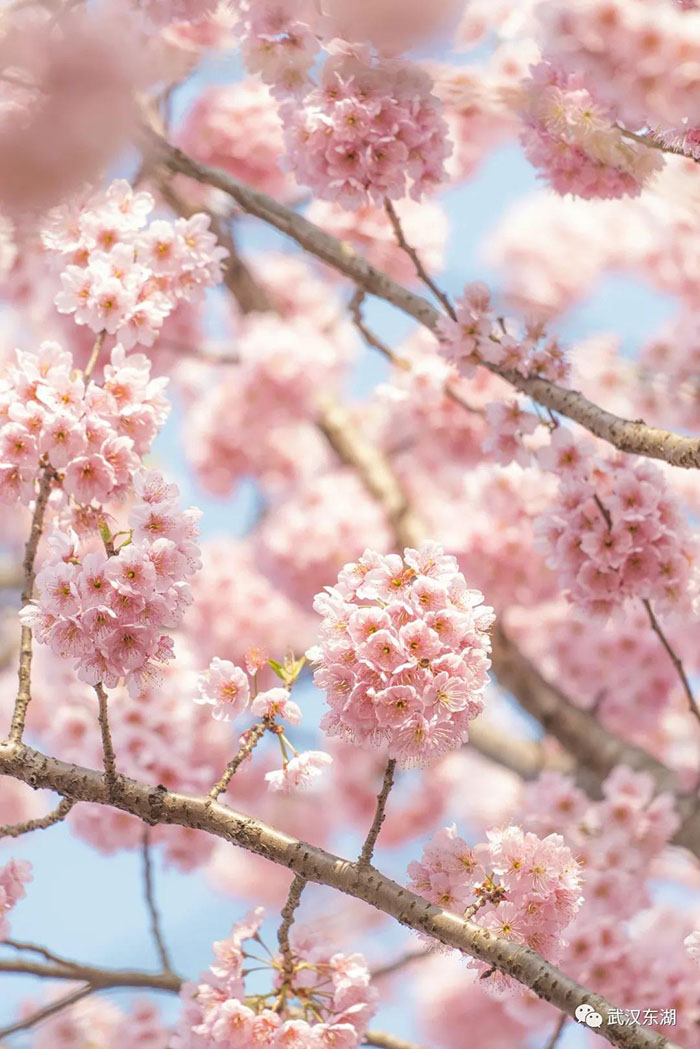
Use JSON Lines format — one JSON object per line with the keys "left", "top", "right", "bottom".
{"left": 309, "top": 543, "right": 494, "bottom": 766}
{"left": 281, "top": 48, "right": 451, "bottom": 208}
{"left": 408, "top": 823, "right": 582, "bottom": 991}
{"left": 173, "top": 907, "right": 377, "bottom": 1048}
{"left": 538, "top": 0, "right": 700, "bottom": 129}
{"left": 518, "top": 62, "right": 662, "bottom": 199}
{"left": 0, "top": 341, "right": 168, "bottom": 508}
{"left": 536, "top": 451, "right": 699, "bottom": 616}
{"left": 44, "top": 180, "right": 226, "bottom": 349}
{"left": 21, "top": 470, "right": 201, "bottom": 696}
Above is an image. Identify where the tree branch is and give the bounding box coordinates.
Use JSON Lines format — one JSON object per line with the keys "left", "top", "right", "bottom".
{"left": 317, "top": 397, "right": 422, "bottom": 549}
{"left": 142, "top": 130, "right": 700, "bottom": 471}
{"left": 7, "top": 465, "right": 55, "bottom": 744}
{"left": 384, "top": 198, "right": 456, "bottom": 320}
{"left": 0, "top": 984, "right": 93, "bottom": 1040}
{"left": 0, "top": 954, "right": 180, "bottom": 991}
{"left": 0, "top": 739, "right": 683, "bottom": 1049}
{"left": 0, "top": 796, "right": 74, "bottom": 839}
{"left": 277, "top": 873, "right": 307, "bottom": 986}
{"left": 359, "top": 759, "right": 397, "bottom": 865}
{"left": 94, "top": 683, "right": 118, "bottom": 795}
{"left": 642, "top": 599, "right": 700, "bottom": 725}
{"left": 141, "top": 828, "right": 173, "bottom": 973}
{"left": 208, "top": 719, "right": 271, "bottom": 801}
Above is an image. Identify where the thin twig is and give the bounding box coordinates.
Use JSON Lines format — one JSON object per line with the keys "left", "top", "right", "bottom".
{"left": 83, "top": 330, "right": 106, "bottom": 383}
{"left": 544, "top": 1014, "right": 568, "bottom": 1049}
{"left": 643, "top": 598, "right": 700, "bottom": 725}
{"left": 370, "top": 947, "right": 433, "bottom": 980}
{"left": 277, "top": 874, "right": 307, "bottom": 987}
{"left": 1, "top": 940, "right": 83, "bottom": 969}
{"left": 0, "top": 984, "right": 93, "bottom": 1040}
{"left": 619, "top": 126, "right": 700, "bottom": 163}
{"left": 359, "top": 759, "right": 397, "bottom": 865}
{"left": 8, "top": 465, "right": 55, "bottom": 744}
{"left": 349, "top": 290, "right": 410, "bottom": 368}
{"left": 384, "top": 199, "right": 456, "bottom": 320}
{"left": 94, "top": 684, "right": 118, "bottom": 794}
{"left": 0, "top": 796, "right": 74, "bottom": 839}
{"left": 208, "top": 720, "right": 270, "bottom": 801}
{"left": 141, "top": 828, "right": 173, "bottom": 973}
{"left": 0, "top": 956, "right": 181, "bottom": 991}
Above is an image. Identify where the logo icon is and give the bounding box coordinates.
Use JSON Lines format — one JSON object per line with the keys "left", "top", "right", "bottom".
{"left": 575, "top": 1004, "right": 603, "bottom": 1028}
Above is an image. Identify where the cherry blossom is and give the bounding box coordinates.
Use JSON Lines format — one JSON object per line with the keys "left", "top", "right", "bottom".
{"left": 309, "top": 544, "right": 494, "bottom": 765}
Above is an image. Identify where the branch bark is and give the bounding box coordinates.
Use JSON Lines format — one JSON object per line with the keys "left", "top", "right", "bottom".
{"left": 0, "top": 796, "right": 74, "bottom": 839}
{"left": 0, "top": 739, "right": 681, "bottom": 1049}
{"left": 143, "top": 130, "right": 700, "bottom": 471}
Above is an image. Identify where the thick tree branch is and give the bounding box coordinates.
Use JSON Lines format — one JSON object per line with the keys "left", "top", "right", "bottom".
{"left": 0, "top": 739, "right": 682, "bottom": 1049}
{"left": 142, "top": 131, "right": 700, "bottom": 471}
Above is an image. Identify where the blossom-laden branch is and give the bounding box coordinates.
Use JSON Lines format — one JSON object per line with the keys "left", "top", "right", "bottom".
{"left": 0, "top": 739, "right": 683, "bottom": 1049}
{"left": 359, "top": 759, "right": 397, "bottom": 865}
{"left": 7, "top": 465, "right": 55, "bottom": 744}
{"left": 0, "top": 796, "right": 74, "bottom": 839}
{"left": 0, "top": 945, "right": 426, "bottom": 1049}
{"left": 143, "top": 130, "right": 700, "bottom": 472}
{"left": 141, "top": 828, "right": 173, "bottom": 974}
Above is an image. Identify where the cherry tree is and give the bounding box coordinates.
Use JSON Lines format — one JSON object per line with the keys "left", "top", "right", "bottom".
{"left": 0, "top": 1, "right": 700, "bottom": 1047}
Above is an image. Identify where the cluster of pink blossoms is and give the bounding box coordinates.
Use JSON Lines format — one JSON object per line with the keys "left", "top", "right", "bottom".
{"left": 173, "top": 907, "right": 377, "bottom": 1048}
{"left": 185, "top": 314, "right": 348, "bottom": 497}
{"left": 21, "top": 470, "right": 201, "bottom": 696}
{"left": 177, "top": 77, "right": 299, "bottom": 202}
{"left": 437, "top": 282, "right": 569, "bottom": 382}
{"left": 309, "top": 543, "right": 494, "bottom": 766}
{"left": 0, "top": 859, "right": 32, "bottom": 939}
{"left": 0, "top": 341, "right": 168, "bottom": 508}
{"left": 195, "top": 656, "right": 333, "bottom": 793}
{"left": 408, "top": 824, "right": 582, "bottom": 991}
{"left": 518, "top": 62, "right": 662, "bottom": 199}
{"left": 538, "top": 0, "right": 700, "bottom": 129}
{"left": 281, "top": 48, "right": 451, "bottom": 208}
{"left": 536, "top": 450, "right": 698, "bottom": 617}
{"left": 234, "top": 0, "right": 322, "bottom": 93}
{"left": 44, "top": 180, "right": 226, "bottom": 349}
